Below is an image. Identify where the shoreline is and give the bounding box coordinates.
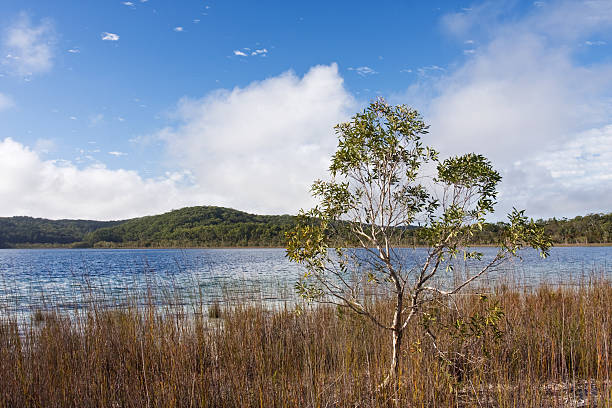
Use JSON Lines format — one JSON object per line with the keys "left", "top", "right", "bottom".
{"left": 5, "top": 242, "right": 612, "bottom": 250}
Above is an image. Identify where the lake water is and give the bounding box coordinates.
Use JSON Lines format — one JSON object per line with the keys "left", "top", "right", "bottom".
{"left": 0, "top": 247, "right": 610, "bottom": 316}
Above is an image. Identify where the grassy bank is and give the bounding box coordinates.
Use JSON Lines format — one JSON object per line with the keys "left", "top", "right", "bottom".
{"left": 0, "top": 279, "right": 611, "bottom": 407}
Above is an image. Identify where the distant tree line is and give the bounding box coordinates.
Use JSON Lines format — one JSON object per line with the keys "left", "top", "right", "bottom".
{"left": 0, "top": 207, "right": 610, "bottom": 248}
{"left": 0, "top": 217, "right": 119, "bottom": 248}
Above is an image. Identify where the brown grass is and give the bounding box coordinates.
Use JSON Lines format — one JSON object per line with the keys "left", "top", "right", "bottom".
{"left": 0, "top": 278, "right": 611, "bottom": 407}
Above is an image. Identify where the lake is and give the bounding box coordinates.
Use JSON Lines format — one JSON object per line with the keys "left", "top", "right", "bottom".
{"left": 0, "top": 246, "right": 610, "bottom": 316}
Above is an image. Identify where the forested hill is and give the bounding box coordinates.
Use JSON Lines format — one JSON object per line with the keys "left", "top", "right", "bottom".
{"left": 83, "top": 206, "right": 295, "bottom": 248}
{"left": 0, "top": 217, "right": 120, "bottom": 248}
{"left": 0, "top": 207, "right": 610, "bottom": 248}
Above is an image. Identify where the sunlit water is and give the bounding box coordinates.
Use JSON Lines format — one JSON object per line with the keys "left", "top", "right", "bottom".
{"left": 0, "top": 247, "right": 610, "bottom": 317}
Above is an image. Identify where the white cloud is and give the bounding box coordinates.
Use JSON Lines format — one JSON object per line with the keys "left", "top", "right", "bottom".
{"left": 416, "top": 65, "right": 445, "bottom": 77}
{"left": 122, "top": 1, "right": 135, "bottom": 6}
{"left": 501, "top": 125, "right": 612, "bottom": 218}
{"left": 193, "top": 19, "right": 201, "bottom": 24}
{"left": 0, "top": 64, "right": 355, "bottom": 219}
{"left": 234, "top": 47, "right": 268, "bottom": 57}
{"left": 160, "top": 63, "right": 356, "bottom": 215}
{"left": 101, "top": 32, "right": 120, "bottom": 41}
{"left": 0, "top": 138, "right": 209, "bottom": 220}
{"left": 67, "top": 48, "right": 80, "bottom": 53}
{"left": 0, "top": 93, "right": 14, "bottom": 111}
{"left": 411, "top": 0, "right": 612, "bottom": 219}
{"left": 347, "top": 66, "right": 378, "bottom": 76}
{"left": 174, "top": 27, "right": 184, "bottom": 32}
{"left": 2, "top": 14, "right": 55, "bottom": 76}
{"left": 585, "top": 40, "right": 606, "bottom": 45}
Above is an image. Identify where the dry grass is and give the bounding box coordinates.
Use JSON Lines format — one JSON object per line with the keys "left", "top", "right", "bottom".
{"left": 0, "top": 278, "right": 611, "bottom": 407}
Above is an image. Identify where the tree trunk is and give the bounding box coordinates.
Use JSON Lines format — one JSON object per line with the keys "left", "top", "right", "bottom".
{"left": 390, "top": 327, "right": 402, "bottom": 378}
{"left": 381, "top": 290, "right": 403, "bottom": 390}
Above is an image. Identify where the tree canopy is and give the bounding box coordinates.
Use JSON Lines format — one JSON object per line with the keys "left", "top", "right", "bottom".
{"left": 286, "top": 98, "right": 551, "bottom": 388}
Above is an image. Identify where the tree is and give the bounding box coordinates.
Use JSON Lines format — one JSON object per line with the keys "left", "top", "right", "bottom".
{"left": 286, "top": 98, "right": 551, "bottom": 389}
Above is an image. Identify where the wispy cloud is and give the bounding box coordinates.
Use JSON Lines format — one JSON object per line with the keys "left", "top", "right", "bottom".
{"left": 121, "top": 1, "right": 135, "bottom": 7}
{"left": 233, "top": 47, "right": 268, "bottom": 57}
{"left": 67, "top": 48, "right": 80, "bottom": 53}
{"left": 347, "top": 66, "right": 378, "bottom": 77}
{"left": 34, "top": 138, "right": 56, "bottom": 154}
{"left": 108, "top": 151, "right": 127, "bottom": 157}
{"left": 415, "top": 65, "right": 445, "bottom": 77}
{"left": 0, "top": 93, "right": 14, "bottom": 111}
{"left": 2, "top": 14, "right": 55, "bottom": 76}
{"left": 585, "top": 40, "right": 606, "bottom": 46}
{"left": 101, "top": 32, "right": 120, "bottom": 41}
{"left": 89, "top": 113, "right": 104, "bottom": 127}
{"left": 174, "top": 26, "right": 184, "bottom": 32}
{"left": 251, "top": 48, "right": 267, "bottom": 56}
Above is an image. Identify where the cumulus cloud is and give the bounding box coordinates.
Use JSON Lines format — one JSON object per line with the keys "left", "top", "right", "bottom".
{"left": 159, "top": 63, "right": 356, "bottom": 215}
{"left": 2, "top": 14, "right": 55, "bottom": 76}
{"left": 0, "top": 93, "right": 14, "bottom": 111}
{"left": 417, "top": 0, "right": 612, "bottom": 219}
{"left": 101, "top": 32, "right": 120, "bottom": 41}
{"left": 0, "top": 138, "right": 208, "bottom": 220}
{"left": 501, "top": 125, "right": 612, "bottom": 218}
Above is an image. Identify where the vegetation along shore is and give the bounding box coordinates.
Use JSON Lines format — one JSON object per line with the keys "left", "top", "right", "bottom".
{"left": 0, "top": 278, "right": 610, "bottom": 407}
{"left": 1, "top": 205, "right": 611, "bottom": 249}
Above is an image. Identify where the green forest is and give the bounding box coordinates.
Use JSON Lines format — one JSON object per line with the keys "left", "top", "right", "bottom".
{"left": 0, "top": 217, "right": 119, "bottom": 248}
{"left": 0, "top": 206, "right": 610, "bottom": 248}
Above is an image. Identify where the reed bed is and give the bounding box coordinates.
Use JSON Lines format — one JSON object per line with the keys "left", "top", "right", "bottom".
{"left": 0, "top": 278, "right": 610, "bottom": 407}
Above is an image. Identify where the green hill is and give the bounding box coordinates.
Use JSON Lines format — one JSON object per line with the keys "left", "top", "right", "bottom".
{"left": 0, "top": 206, "right": 610, "bottom": 248}
{"left": 83, "top": 206, "right": 295, "bottom": 248}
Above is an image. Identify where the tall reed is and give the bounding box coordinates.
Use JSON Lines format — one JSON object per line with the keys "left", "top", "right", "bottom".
{"left": 0, "top": 278, "right": 610, "bottom": 407}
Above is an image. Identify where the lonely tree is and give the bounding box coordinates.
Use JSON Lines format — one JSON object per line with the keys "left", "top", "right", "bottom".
{"left": 286, "top": 98, "right": 550, "bottom": 388}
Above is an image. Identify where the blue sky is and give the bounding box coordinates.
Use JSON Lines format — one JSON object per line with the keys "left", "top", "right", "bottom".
{"left": 0, "top": 0, "right": 611, "bottom": 220}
